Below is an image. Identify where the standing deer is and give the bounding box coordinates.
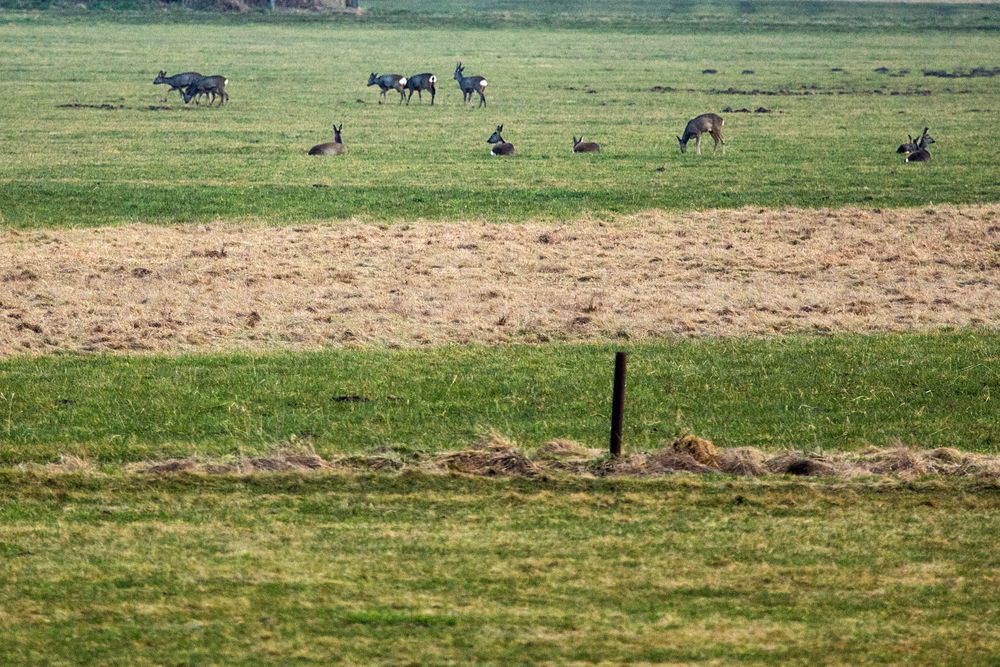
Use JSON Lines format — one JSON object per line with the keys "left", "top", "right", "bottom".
{"left": 677, "top": 113, "right": 725, "bottom": 155}
{"left": 368, "top": 73, "right": 407, "bottom": 104}
{"left": 153, "top": 70, "right": 202, "bottom": 101}
{"left": 454, "top": 63, "right": 488, "bottom": 108}
{"left": 487, "top": 125, "right": 514, "bottom": 156}
{"left": 405, "top": 73, "right": 437, "bottom": 105}
{"left": 308, "top": 123, "right": 346, "bottom": 156}
{"left": 182, "top": 75, "right": 229, "bottom": 106}
{"left": 572, "top": 136, "right": 601, "bottom": 153}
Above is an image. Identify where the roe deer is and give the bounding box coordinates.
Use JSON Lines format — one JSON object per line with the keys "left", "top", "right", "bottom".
{"left": 368, "top": 73, "right": 407, "bottom": 104}
{"left": 308, "top": 124, "right": 346, "bottom": 156}
{"left": 153, "top": 70, "right": 202, "bottom": 101}
{"left": 405, "top": 73, "right": 437, "bottom": 105}
{"left": 487, "top": 125, "right": 514, "bottom": 156}
{"left": 917, "top": 127, "right": 935, "bottom": 148}
{"left": 897, "top": 135, "right": 918, "bottom": 154}
{"left": 182, "top": 75, "right": 229, "bottom": 106}
{"left": 454, "top": 63, "right": 487, "bottom": 108}
{"left": 900, "top": 128, "right": 934, "bottom": 162}
{"left": 572, "top": 136, "right": 601, "bottom": 153}
{"left": 677, "top": 113, "right": 725, "bottom": 155}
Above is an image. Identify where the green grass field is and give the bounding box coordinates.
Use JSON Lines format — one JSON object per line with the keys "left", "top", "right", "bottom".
{"left": 1, "top": 331, "right": 997, "bottom": 464}
{"left": 3, "top": 473, "right": 1000, "bottom": 665}
{"left": 0, "top": 4, "right": 999, "bottom": 227}
{"left": 2, "top": 2, "right": 1000, "bottom": 663}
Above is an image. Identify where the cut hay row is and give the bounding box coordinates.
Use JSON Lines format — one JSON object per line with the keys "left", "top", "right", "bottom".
{"left": 31, "top": 436, "right": 1000, "bottom": 480}
{"left": 2, "top": 204, "right": 998, "bottom": 356}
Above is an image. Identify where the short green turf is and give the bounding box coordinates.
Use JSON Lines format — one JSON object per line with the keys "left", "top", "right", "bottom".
{"left": 1, "top": 330, "right": 996, "bottom": 464}
{"left": 1, "top": 473, "right": 999, "bottom": 665}
{"left": 0, "top": 4, "right": 998, "bottom": 228}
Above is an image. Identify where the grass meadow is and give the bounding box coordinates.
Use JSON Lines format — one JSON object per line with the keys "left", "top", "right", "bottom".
{"left": 2, "top": 473, "right": 999, "bottom": 665}
{"left": 0, "top": 5, "right": 999, "bottom": 227}
{"left": 1, "top": 2, "right": 1000, "bottom": 663}
{"left": 1, "top": 331, "right": 998, "bottom": 464}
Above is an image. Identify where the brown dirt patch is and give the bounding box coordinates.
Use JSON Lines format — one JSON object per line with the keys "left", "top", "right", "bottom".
{"left": 2, "top": 205, "right": 999, "bottom": 356}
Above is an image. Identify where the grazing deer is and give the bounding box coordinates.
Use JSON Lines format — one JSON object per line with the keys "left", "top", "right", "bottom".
{"left": 368, "top": 73, "right": 407, "bottom": 104}
{"left": 454, "top": 63, "right": 488, "bottom": 107}
{"left": 182, "top": 75, "right": 229, "bottom": 106}
{"left": 487, "top": 125, "right": 514, "bottom": 156}
{"left": 308, "top": 123, "right": 346, "bottom": 156}
{"left": 405, "top": 73, "right": 437, "bottom": 105}
{"left": 572, "top": 136, "right": 601, "bottom": 153}
{"left": 153, "top": 70, "right": 202, "bottom": 101}
{"left": 677, "top": 113, "right": 725, "bottom": 155}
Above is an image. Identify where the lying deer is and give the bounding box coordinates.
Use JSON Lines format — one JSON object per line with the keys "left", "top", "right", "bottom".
{"left": 153, "top": 70, "right": 202, "bottom": 101}
{"left": 900, "top": 127, "right": 934, "bottom": 162}
{"left": 572, "top": 136, "right": 600, "bottom": 153}
{"left": 488, "top": 125, "right": 514, "bottom": 156}
{"left": 897, "top": 128, "right": 935, "bottom": 155}
{"left": 308, "top": 124, "right": 346, "bottom": 156}
{"left": 405, "top": 73, "right": 437, "bottom": 105}
{"left": 368, "top": 73, "right": 407, "bottom": 104}
{"left": 182, "top": 75, "right": 229, "bottom": 106}
{"left": 454, "top": 63, "right": 488, "bottom": 108}
{"left": 677, "top": 113, "right": 725, "bottom": 155}
{"left": 896, "top": 135, "right": 918, "bottom": 155}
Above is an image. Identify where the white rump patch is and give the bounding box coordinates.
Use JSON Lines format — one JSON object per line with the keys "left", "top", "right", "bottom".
{"left": 480, "top": 80, "right": 488, "bottom": 88}
{"left": 224, "top": 79, "right": 229, "bottom": 85}
{"left": 429, "top": 75, "right": 437, "bottom": 84}
{"left": 399, "top": 77, "right": 407, "bottom": 86}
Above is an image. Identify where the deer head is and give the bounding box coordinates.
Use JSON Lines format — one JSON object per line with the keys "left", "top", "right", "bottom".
{"left": 487, "top": 125, "right": 504, "bottom": 144}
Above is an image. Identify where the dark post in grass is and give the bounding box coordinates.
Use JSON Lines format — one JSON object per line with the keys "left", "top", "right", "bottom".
{"left": 609, "top": 352, "right": 628, "bottom": 458}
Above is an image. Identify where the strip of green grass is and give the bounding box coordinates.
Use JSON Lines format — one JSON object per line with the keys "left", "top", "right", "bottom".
{"left": 4, "top": 0, "right": 999, "bottom": 33}
{"left": 1, "top": 331, "right": 996, "bottom": 464}
{"left": 0, "top": 17, "right": 997, "bottom": 228}
{"left": 1, "top": 472, "right": 998, "bottom": 664}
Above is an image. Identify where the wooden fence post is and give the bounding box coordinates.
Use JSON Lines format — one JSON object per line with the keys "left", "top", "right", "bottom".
{"left": 609, "top": 352, "right": 627, "bottom": 457}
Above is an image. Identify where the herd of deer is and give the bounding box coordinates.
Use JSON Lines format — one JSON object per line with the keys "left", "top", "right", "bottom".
{"left": 153, "top": 65, "right": 934, "bottom": 163}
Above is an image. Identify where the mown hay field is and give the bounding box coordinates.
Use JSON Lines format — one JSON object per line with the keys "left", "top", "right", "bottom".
{"left": 1, "top": 2, "right": 1000, "bottom": 664}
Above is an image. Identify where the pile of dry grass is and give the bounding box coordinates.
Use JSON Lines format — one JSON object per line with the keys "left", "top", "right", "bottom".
{"left": 428, "top": 432, "right": 540, "bottom": 477}
{"left": 34, "top": 439, "right": 999, "bottom": 481}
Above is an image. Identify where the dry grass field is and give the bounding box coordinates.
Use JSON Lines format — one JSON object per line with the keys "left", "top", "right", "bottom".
{"left": 3, "top": 204, "right": 998, "bottom": 356}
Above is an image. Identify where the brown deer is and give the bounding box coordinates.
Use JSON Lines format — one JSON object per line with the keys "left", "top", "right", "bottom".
{"left": 308, "top": 124, "right": 346, "bottom": 156}
{"left": 572, "top": 136, "right": 600, "bottom": 153}
{"left": 677, "top": 113, "right": 725, "bottom": 155}
{"left": 487, "top": 125, "right": 514, "bottom": 156}
{"left": 182, "top": 75, "right": 229, "bottom": 106}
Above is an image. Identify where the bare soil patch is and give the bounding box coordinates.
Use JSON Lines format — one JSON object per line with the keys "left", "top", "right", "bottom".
{"left": 2, "top": 205, "right": 998, "bottom": 356}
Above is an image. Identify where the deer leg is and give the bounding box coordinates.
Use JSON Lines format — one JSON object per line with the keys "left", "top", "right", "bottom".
{"left": 478, "top": 91, "right": 486, "bottom": 107}
{"left": 695, "top": 136, "right": 702, "bottom": 156}
{"left": 430, "top": 87, "right": 435, "bottom": 106}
